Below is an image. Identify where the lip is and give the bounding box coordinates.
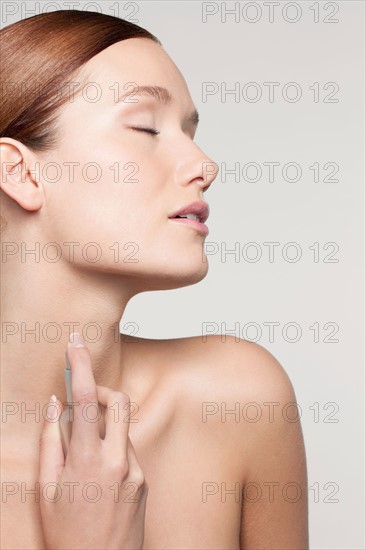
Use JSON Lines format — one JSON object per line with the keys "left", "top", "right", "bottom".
{"left": 169, "top": 216, "right": 209, "bottom": 236}
{"left": 168, "top": 200, "right": 210, "bottom": 236}
{"left": 168, "top": 200, "right": 209, "bottom": 223}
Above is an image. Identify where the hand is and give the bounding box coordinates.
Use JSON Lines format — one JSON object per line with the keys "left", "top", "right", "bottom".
{"left": 38, "top": 334, "right": 148, "bottom": 550}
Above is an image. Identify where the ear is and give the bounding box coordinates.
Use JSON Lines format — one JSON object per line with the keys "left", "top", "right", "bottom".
{"left": 0, "top": 138, "right": 44, "bottom": 212}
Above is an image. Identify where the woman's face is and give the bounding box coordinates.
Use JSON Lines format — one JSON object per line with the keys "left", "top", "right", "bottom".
{"left": 38, "top": 37, "right": 218, "bottom": 291}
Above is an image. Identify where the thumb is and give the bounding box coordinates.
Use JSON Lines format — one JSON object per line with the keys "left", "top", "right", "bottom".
{"left": 39, "top": 395, "right": 65, "bottom": 489}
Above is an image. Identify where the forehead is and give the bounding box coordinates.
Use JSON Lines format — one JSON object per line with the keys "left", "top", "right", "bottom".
{"left": 78, "top": 37, "right": 194, "bottom": 109}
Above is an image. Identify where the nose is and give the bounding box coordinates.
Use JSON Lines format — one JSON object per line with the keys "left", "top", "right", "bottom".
{"left": 176, "top": 143, "right": 219, "bottom": 194}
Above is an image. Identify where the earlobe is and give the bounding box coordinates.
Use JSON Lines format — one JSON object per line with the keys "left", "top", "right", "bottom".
{"left": 0, "top": 138, "right": 44, "bottom": 212}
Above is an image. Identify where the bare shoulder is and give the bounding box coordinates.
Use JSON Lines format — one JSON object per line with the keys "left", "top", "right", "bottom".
{"left": 170, "top": 334, "right": 308, "bottom": 548}
{"left": 154, "top": 333, "right": 295, "bottom": 401}
{"left": 174, "top": 335, "right": 308, "bottom": 547}
{"left": 129, "top": 334, "right": 308, "bottom": 546}
{"left": 127, "top": 333, "right": 296, "bottom": 405}
{"left": 163, "top": 333, "right": 304, "bottom": 457}
{"left": 126, "top": 331, "right": 297, "bottom": 398}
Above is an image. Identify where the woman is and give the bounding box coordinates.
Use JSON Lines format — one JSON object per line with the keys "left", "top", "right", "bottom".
{"left": 0, "top": 10, "right": 309, "bottom": 549}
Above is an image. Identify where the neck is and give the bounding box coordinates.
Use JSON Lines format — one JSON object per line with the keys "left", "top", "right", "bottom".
{"left": 1, "top": 252, "right": 138, "bottom": 452}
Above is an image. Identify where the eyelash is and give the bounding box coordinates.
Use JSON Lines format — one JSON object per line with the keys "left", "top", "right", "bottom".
{"left": 131, "top": 126, "right": 160, "bottom": 136}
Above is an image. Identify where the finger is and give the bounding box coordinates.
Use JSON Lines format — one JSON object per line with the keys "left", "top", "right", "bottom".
{"left": 39, "top": 395, "right": 65, "bottom": 486}
{"left": 66, "top": 338, "right": 100, "bottom": 451}
{"left": 126, "top": 436, "right": 143, "bottom": 474}
{"left": 125, "top": 437, "right": 147, "bottom": 497}
{"left": 96, "top": 385, "right": 130, "bottom": 457}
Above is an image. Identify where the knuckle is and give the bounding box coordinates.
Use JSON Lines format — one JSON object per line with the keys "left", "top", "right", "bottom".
{"left": 110, "top": 457, "right": 129, "bottom": 479}
{"left": 103, "top": 389, "right": 129, "bottom": 406}
{"left": 74, "top": 390, "right": 97, "bottom": 405}
{"left": 130, "top": 467, "right": 145, "bottom": 488}
{"left": 112, "top": 391, "right": 130, "bottom": 404}
{"left": 107, "top": 391, "right": 130, "bottom": 410}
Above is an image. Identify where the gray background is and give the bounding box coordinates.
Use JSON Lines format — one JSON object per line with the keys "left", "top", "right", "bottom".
{"left": 2, "top": 1, "right": 365, "bottom": 548}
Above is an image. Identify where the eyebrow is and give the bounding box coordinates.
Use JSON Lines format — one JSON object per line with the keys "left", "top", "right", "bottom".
{"left": 116, "top": 84, "right": 199, "bottom": 128}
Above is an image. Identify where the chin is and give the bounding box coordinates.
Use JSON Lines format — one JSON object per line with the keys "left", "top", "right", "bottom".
{"left": 172, "top": 262, "right": 209, "bottom": 288}
{"left": 134, "top": 260, "right": 209, "bottom": 292}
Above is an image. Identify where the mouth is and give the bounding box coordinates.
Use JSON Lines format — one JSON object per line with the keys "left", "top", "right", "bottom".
{"left": 168, "top": 200, "right": 210, "bottom": 236}
{"left": 169, "top": 216, "right": 209, "bottom": 236}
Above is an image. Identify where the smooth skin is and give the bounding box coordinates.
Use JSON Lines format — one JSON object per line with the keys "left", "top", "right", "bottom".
{"left": 0, "top": 37, "right": 308, "bottom": 548}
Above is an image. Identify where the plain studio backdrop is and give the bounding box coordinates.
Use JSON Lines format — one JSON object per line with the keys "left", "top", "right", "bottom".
{"left": 1, "top": 1, "right": 365, "bottom": 549}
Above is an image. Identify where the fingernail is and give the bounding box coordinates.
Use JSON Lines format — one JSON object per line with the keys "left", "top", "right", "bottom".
{"left": 69, "top": 332, "right": 85, "bottom": 348}
{"left": 47, "top": 395, "right": 59, "bottom": 421}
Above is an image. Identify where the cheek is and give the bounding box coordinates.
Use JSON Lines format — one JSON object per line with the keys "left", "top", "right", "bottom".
{"left": 43, "top": 138, "right": 172, "bottom": 265}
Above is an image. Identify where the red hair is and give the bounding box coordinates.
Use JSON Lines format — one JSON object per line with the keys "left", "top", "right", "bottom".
{"left": 0, "top": 10, "right": 160, "bottom": 150}
{"left": 0, "top": 10, "right": 160, "bottom": 232}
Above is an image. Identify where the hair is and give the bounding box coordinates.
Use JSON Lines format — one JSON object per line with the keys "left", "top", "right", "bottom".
{"left": 0, "top": 10, "right": 161, "bottom": 233}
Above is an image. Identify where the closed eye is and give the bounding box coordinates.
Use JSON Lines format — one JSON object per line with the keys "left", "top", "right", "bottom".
{"left": 131, "top": 126, "right": 160, "bottom": 136}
